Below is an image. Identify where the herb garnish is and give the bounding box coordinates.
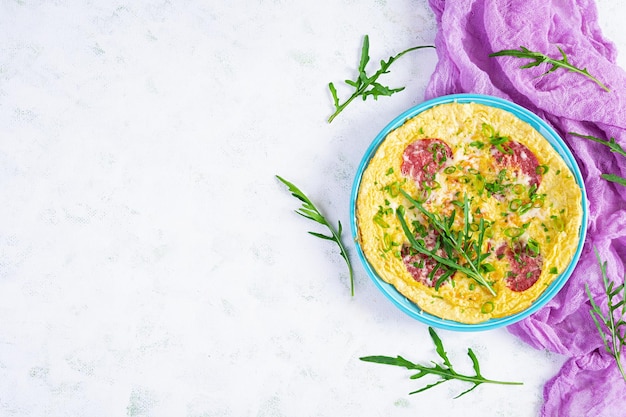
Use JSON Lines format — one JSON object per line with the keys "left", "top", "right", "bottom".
{"left": 489, "top": 46, "right": 610, "bottom": 92}
{"left": 360, "top": 326, "right": 523, "bottom": 398}
{"left": 396, "top": 189, "right": 497, "bottom": 296}
{"left": 585, "top": 248, "right": 626, "bottom": 383}
{"left": 327, "top": 35, "right": 434, "bottom": 123}
{"left": 482, "top": 123, "right": 512, "bottom": 154}
{"left": 276, "top": 175, "right": 355, "bottom": 295}
{"left": 569, "top": 131, "right": 626, "bottom": 187}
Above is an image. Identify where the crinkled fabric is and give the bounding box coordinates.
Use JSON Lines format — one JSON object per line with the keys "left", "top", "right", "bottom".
{"left": 424, "top": 0, "right": 626, "bottom": 415}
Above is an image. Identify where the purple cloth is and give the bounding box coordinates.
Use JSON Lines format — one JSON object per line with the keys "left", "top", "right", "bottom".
{"left": 424, "top": 0, "right": 626, "bottom": 415}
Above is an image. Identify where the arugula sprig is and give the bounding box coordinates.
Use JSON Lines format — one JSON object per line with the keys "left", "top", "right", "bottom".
{"left": 489, "top": 46, "right": 610, "bottom": 92}
{"left": 396, "top": 189, "right": 496, "bottom": 296}
{"left": 585, "top": 248, "right": 626, "bottom": 383}
{"left": 276, "top": 175, "right": 354, "bottom": 296}
{"left": 569, "top": 131, "right": 626, "bottom": 187}
{"left": 327, "top": 35, "right": 434, "bottom": 123}
{"left": 361, "top": 326, "right": 523, "bottom": 398}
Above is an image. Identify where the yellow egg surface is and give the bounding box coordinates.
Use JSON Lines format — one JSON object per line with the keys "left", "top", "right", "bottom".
{"left": 355, "top": 102, "right": 583, "bottom": 324}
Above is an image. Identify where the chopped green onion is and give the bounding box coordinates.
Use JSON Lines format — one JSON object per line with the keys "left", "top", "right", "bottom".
{"left": 549, "top": 266, "right": 558, "bottom": 274}
{"left": 551, "top": 215, "right": 565, "bottom": 231}
{"left": 481, "top": 301, "right": 495, "bottom": 314}
{"left": 504, "top": 227, "right": 524, "bottom": 238}
{"left": 383, "top": 233, "right": 394, "bottom": 252}
{"left": 444, "top": 166, "right": 457, "bottom": 174}
{"left": 532, "top": 198, "right": 545, "bottom": 208}
{"left": 527, "top": 238, "right": 540, "bottom": 256}
{"left": 509, "top": 199, "right": 523, "bottom": 212}
{"left": 373, "top": 214, "right": 390, "bottom": 228}
{"left": 518, "top": 202, "right": 534, "bottom": 215}
{"left": 536, "top": 165, "right": 549, "bottom": 175}
{"left": 490, "top": 135, "right": 510, "bottom": 146}
{"left": 512, "top": 184, "right": 526, "bottom": 195}
{"left": 474, "top": 174, "right": 485, "bottom": 196}
{"left": 416, "top": 188, "right": 431, "bottom": 203}
{"left": 495, "top": 143, "right": 513, "bottom": 154}
{"left": 384, "top": 181, "right": 401, "bottom": 197}
{"left": 482, "top": 123, "right": 495, "bottom": 138}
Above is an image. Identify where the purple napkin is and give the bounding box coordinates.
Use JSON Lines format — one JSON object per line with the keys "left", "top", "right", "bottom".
{"left": 424, "top": 0, "right": 626, "bottom": 415}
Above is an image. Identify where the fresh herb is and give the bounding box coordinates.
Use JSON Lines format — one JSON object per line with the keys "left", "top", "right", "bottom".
{"left": 585, "top": 248, "right": 626, "bottom": 383}
{"left": 481, "top": 123, "right": 512, "bottom": 154}
{"left": 569, "top": 132, "right": 626, "bottom": 157}
{"left": 481, "top": 301, "right": 495, "bottom": 314}
{"left": 601, "top": 174, "right": 626, "bottom": 187}
{"left": 569, "top": 132, "right": 626, "bottom": 187}
{"left": 276, "top": 175, "right": 354, "bottom": 295}
{"left": 489, "top": 46, "right": 610, "bottom": 92}
{"left": 396, "top": 189, "right": 497, "bottom": 296}
{"left": 327, "top": 35, "right": 434, "bottom": 123}
{"left": 360, "top": 326, "right": 523, "bottom": 398}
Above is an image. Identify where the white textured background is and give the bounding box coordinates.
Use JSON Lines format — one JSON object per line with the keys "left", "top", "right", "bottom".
{"left": 0, "top": 1, "right": 623, "bottom": 416}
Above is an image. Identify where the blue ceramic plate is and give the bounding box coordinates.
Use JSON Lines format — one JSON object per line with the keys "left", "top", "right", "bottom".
{"left": 350, "top": 93, "right": 588, "bottom": 331}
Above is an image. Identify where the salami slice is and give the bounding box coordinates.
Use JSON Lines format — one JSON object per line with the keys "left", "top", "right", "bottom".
{"left": 401, "top": 230, "right": 450, "bottom": 288}
{"left": 491, "top": 141, "right": 541, "bottom": 188}
{"left": 401, "top": 139, "right": 452, "bottom": 187}
{"left": 496, "top": 242, "right": 543, "bottom": 292}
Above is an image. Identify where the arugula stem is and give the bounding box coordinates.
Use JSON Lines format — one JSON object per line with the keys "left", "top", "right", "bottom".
{"left": 396, "top": 210, "right": 478, "bottom": 277}
{"left": 569, "top": 132, "right": 626, "bottom": 157}
{"left": 327, "top": 91, "right": 358, "bottom": 124}
{"left": 398, "top": 189, "right": 496, "bottom": 296}
{"left": 360, "top": 326, "right": 522, "bottom": 399}
{"left": 610, "top": 320, "right": 626, "bottom": 382}
{"left": 586, "top": 247, "right": 626, "bottom": 383}
{"left": 276, "top": 175, "right": 355, "bottom": 296}
{"left": 408, "top": 363, "right": 522, "bottom": 386}
{"left": 489, "top": 46, "right": 610, "bottom": 92}
{"left": 328, "top": 35, "right": 434, "bottom": 123}
{"left": 569, "top": 132, "right": 626, "bottom": 187}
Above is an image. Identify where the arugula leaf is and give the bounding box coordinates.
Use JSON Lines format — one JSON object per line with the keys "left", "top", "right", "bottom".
{"left": 489, "top": 46, "right": 610, "bottom": 92}
{"left": 396, "top": 189, "right": 497, "bottom": 296}
{"left": 276, "top": 175, "right": 355, "bottom": 295}
{"left": 328, "top": 35, "right": 434, "bottom": 123}
{"left": 569, "top": 132, "right": 626, "bottom": 187}
{"left": 585, "top": 247, "right": 626, "bottom": 383}
{"left": 602, "top": 174, "right": 626, "bottom": 187}
{"left": 360, "top": 326, "right": 523, "bottom": 398}
{"left": 569, "top": 132, "right": 626, "bottom": 157}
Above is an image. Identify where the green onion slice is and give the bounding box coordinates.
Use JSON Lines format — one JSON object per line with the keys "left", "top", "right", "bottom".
{"left": 536, "top": 165, "right": 549, "bottom": 175}
{"left": 512, "top": 184, "right": 526, "bottom": 195}
{"left": 481, "top": 301, "right": 495, "bottom": 314}
{"left": 504, "top": 227, "right": 524, "bottom": 238}
{"left": 509, "top": 199, "right": 523, "bottom": 212}
{"left": 518, "top": 202, "right": 534, "bottom": 215}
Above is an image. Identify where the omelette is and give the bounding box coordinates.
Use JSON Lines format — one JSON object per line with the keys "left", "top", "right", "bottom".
{"left": 355, "top": 102, "right": 583, "bottom": 324}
